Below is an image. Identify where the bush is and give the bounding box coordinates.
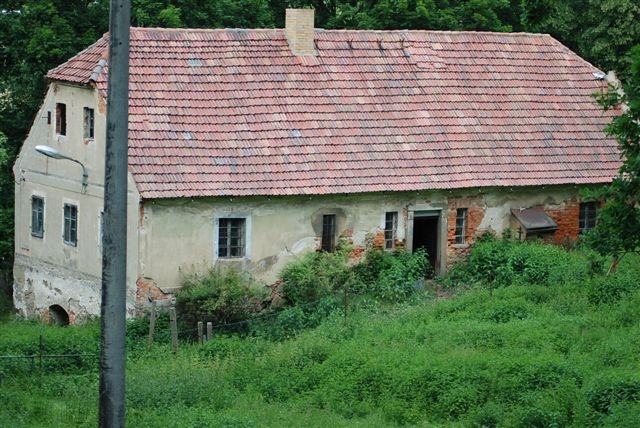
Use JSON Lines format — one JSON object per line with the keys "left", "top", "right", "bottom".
{"left": 446, "top": 237, "right": 591, "bottom": 288}
{"left": 251, "top": 297, "right": 341, "bottom": 341}
{"left": 588, "top": 270, "right": 640, "bottom": 305}
{"left": 176, "top": 267, "right": 267, "bottom": 336}
{"left": 279, "top": 248, "right": 351, "bottom": 305}
{"left": 368, "top": 248, "right": 429, "bottom": 302}
{"left": 586, "top": 376, "right": 640, "bottom": 415}
{"left": 348, "top": 247, "right": 431, "bottom": 302}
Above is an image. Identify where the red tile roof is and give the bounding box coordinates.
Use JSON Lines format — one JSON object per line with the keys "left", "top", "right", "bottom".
{"left": 47, "top": 27, "right": 621, "bottom": 199}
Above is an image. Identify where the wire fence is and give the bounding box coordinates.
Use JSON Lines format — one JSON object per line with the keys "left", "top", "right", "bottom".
{"left": 0, "top": 293, "right": 342, "bottom": 374}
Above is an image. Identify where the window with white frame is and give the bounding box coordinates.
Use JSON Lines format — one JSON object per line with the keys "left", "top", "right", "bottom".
{"left": 454, "top": 208, "right": 467, "bottom": 244}
{"left": 31, "top": 196, "right": 44, "bottom": 238}
{"left": 579, "top": 202, "right": 598, "bottom": 234}
{"left": 63, "top": 203, "right": 78, "bottom": 246}
{"left": 321, "top": 214, "right": 336, "bottom": 252}
{"left": 384, "top": 211, "right": 397, "bottom": 249}
{"left": 83, "top": 107, "right": 94, "bottom": 139}
{"left": 218, "top": 218, "right": 245, "bottom": 258}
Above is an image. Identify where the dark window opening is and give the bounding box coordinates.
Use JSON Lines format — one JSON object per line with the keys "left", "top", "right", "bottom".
{"left": 31, "top": 196, "right": 44, "bottom": 238}
{"left": 83, "top": 107, "right": 94, "bottom": 139}
{"left": 455, "top": 208, "right": 467, "bottom": 244}
{"left": 56, "top": 103, "right": 66, "bottom": 136}
{"left": 579, "top": 202, "right": 598, "bottom": 234}
{"left": 63, "top": 203, "right": 77, "bottom": 246}
{"left": 219, "top": 218, "right": 245, "bottom": 258}
{"left": 321, "top": 214, "right": 336, "bottom": 252}
{"left": 384, "top": 211, "right": 397, "bottom": 249}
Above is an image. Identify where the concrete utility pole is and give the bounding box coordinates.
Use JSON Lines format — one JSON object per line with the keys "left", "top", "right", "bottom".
{"left": 99, "top": 0, "right": 130, "bottom": 426}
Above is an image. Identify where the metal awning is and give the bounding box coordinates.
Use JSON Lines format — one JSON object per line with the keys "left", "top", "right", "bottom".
{"left": 511, "top": 207, "right": 558, "bottom": 233}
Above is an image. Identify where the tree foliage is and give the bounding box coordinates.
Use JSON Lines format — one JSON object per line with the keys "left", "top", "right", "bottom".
{"left": 588, "top": 46, "right": 640, "bottom": 264}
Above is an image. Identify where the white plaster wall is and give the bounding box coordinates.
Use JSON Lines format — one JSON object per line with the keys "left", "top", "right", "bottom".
{"left": 140, "top": 187, "right": 585, "bottom": 290}
{"left": 140, "top": 194, "right": 410, "bottom": 288}
{"left": 13, "top": 83, "right": 140, "bottom": 320}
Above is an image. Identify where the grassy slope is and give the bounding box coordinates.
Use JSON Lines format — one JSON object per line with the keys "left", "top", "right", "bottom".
{"left": 1, "top": 254, "right": 639, "bottom": 427}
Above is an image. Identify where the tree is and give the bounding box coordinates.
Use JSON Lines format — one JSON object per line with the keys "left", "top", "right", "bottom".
{"left": 588, "top": 45, "right": 640, "bottom": 271}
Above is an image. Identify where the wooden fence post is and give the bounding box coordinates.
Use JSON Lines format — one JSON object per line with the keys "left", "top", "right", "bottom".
{"left": 197, "top": 321, "right": 203, "bottom": 344}
{"left": 169, "top": 306, "right": 178, "bottom": 353}
{"left": 148, "top": 300, "right": 157, "bottom": 346}
{"left": 206, "top": 322, "right": 213, "bottom": 342}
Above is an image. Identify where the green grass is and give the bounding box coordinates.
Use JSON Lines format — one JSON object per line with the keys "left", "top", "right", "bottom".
{"left": 1, "top": 250, "right": 639, "bottom": 427}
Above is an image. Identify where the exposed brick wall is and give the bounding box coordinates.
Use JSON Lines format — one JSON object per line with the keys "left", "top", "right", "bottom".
{"left": 545, "top": 198, "right": 580, "bottom": 245}
{"left": 136, "top": 276, "right": 171, "bottom": 306}
{"left": 446, "top": 196, "right": 487, "bottom": 265}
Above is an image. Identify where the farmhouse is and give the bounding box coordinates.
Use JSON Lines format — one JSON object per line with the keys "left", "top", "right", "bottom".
{"left": 13, "top": 9, "right": 620, "bottom": 323}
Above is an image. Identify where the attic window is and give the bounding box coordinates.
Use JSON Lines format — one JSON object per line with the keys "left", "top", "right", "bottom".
{"left": 83, "top": 107, "right": 94, "bottom": 139}
{"left": 56, "top": 103, "right": 67, "bottom": 136}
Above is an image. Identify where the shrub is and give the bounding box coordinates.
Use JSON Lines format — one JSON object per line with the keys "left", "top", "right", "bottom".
{"left": 588, "top": 270, "right": 640, "bottom": 305}
{"left": 251, "top": 296, "right": 341, "bottom": 341}
{"left": 586, "top": 376, "right": 640, "bottom": 415}
{"left": 279, "top": 248, "right": 351, "bottom": 305}
{"left": 369, "top": 248, "right": 429, "bottom": 302}
{"left": 448, "top": 236, "right": 590, "bottom": 288}
{"left": 348, "top": 247, "right": 431, "bottom": 302}
{"left": 176, "top": 267, "right": 267, "bottom": 336}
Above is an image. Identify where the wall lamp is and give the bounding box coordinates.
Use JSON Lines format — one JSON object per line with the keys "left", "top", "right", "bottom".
{"left": 35, "top": 145, "right": 88, "bottom": 192}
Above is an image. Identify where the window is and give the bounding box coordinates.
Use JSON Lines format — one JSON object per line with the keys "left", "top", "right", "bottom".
{"left": 218, "top": 218, "right": 245, "bottom": 258}
{"left": 579, "top": 202, "right": 598, "bottom": 234}
{"left": 83, "top": 107, "right": 94, "bottom": 139}
{"left": 321, "top": 214, "right": 336, "bottom": 252}
{"left": 455, "top": 208, "right": 467, "bottom": 244}
{"left": 384, "top": 211, "right": 397, "bottom": 249}
{"left": 56, "top": 103, "right": 66, "bottom": 135}
{"left": 31, "top": 196, "right": 44, "bottom": 238}
{"left": 63, "top": 203, "right": 77, "bottom": 246}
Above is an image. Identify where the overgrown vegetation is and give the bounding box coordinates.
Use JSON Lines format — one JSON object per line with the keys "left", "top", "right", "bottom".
{"left": 175, "top": 267, "right": 268, "bottom": 335}
{"left": 168, "top": 247, "right": 430, "bottom": 341}
{"left": 2, "top": 241, "right": 639, "bottom": 427}
{"left": 443, "top": 235, "right": 597, "bottom": 289}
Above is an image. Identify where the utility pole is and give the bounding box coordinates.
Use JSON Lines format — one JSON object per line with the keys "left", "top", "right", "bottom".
{"left": 99, "top": 0, "right": 130, "bottom": 426}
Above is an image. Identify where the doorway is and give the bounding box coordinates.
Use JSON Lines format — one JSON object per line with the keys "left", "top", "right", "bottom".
{"left": 412, "top": 212, "right": 440, "bottom": 275}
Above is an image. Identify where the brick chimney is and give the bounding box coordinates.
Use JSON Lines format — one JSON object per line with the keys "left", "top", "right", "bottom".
{"left": 285, "top": 8, "right": 316, "bottom": 56}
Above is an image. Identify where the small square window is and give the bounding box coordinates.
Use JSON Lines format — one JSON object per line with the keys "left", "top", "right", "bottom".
{"left": 83, "top": 107, "right": 94, "bottom": 139}
{"left": 63, "top": 203, "right": 77, "bottom": 246}
{"left": 56, "top": 103, "right": 67, "bottom": 136}
{"left": 455, "top": 208, "right": 467, "bottom": 244}
{"left": 384, "top": 211, "right": 397, "bottom": 250}
{"left": 321, "top": 214, "right": 336, "bottom": 252}
{"left": 218, "top": 218, "right": 245, "bottom": 258}
{"left": 579, "top": 202, "right": 598, "bottom": 234}
{"left": 31, "top": 196, "right": 44, "bottom": 238}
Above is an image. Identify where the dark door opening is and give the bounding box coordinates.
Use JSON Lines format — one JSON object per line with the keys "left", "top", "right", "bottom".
{"left": 413, "top": 215, "right": 439, "bottom": 276}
